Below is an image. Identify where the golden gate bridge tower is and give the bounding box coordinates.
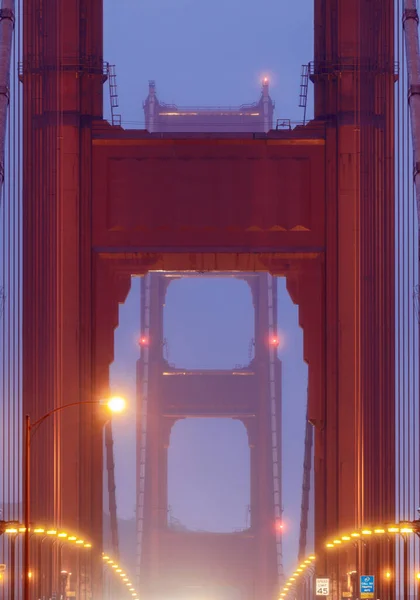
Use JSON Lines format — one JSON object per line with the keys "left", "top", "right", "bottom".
{"left": 143, "top": 78, "right": 274, "bottom": 133}
{"left": 136, "top": 82, "right": 282, "bottom": 600}
{"left": 2, "top": 0, "right": 415, "bottom": 597}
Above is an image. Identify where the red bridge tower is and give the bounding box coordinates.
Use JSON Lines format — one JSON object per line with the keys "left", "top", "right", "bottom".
{"left": 136, "top": 273, "right": 283, "bottom": 600}
{"left": 22, "top": 1, "right": 396, "bottom": 598}
{"left": 137, "top": 85, "right": 281, "bottom": 600}
{"left": 143, "top": 79, "right": 274, "bottom": 133}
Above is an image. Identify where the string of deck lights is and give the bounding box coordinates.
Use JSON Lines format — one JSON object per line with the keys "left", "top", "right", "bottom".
{"left": 279, "top": 522, "right": 420, "bottom": 599}
{"left": 278, "top": 554, "right": 316, "bottom": 599}
{"left": 102, "top": 553, "right": 139, "bottom": 600}
{"left": 14, "top": 521, "right": 409, "bottom": 598}
{"left": 324, "top": 522, "right": 416, "bottom": 549}
{"left": 2, "top": 525, "right": 139, "bottom": 598}
{"left": 3, "top": 524, "right": 92, "bottom": 548}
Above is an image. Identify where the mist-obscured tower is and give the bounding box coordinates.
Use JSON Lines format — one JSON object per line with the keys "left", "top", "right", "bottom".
{"left": 137, "top": 80, "right": 282, "bottom": 600}
{"left": 136, "top": 273, "right": 283, "bottom": 600}
{"left": 143, "top": 78, "right": 274, "bottom": 133}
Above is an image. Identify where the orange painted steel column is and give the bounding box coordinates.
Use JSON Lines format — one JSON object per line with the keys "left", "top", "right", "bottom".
{"left": 23, "top": 0, "right": 104, "bottom": 596}
{"left": 313, "top": 0, "right": 395, "bottom": 591}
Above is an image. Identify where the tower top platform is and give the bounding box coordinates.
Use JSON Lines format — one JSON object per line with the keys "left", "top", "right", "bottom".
{"left": 143, "top": 79, "right": 275, "bottom": 133}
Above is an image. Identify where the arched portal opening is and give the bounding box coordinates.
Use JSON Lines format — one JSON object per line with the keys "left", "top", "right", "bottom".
{"left": 167, "top": 417, "right": 251, "bottom": 533}
{"left": 106, "top": 273, "right": 309, "bottom": 579}
{"left": 164, "top": 277, "right": 254, "bottom": 370}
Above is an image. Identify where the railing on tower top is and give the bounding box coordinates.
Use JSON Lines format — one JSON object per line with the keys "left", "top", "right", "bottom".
{"left": 308, "top": 58, "right": 400, "bottom": 78}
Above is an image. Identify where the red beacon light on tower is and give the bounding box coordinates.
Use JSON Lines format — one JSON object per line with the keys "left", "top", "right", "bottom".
{"left": 275, "top": 520, "right": 284, "bottom": 533}
{"left": 139, "top": 336, "right": 149, "bottom": 347}
{"left": 269, "top": 334, "right": 280, "bottom": 348}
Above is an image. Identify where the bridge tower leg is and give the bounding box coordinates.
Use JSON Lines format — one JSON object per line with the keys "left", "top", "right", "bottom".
{"left": 136, "top": 273, "right": 283, "bottom": 600}
{"left": 312, "top": 0, "right": 395, "bottom": 591}
{"left": 22, "top": 1, "right": 105, "bottom": 596}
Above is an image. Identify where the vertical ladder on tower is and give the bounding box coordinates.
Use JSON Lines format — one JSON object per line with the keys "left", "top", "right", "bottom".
{"left": 299, "top": 63, "right": 310, "bottom": 125}
{"left": 108, "top": 64, "right": 121, "bottom": 127}
{"left": 267, "top": 275, "right": 284, "bottom": 584}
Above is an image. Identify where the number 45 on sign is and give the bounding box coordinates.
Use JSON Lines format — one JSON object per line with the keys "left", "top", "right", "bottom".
{"left": 316, "top": 577, "right": 330, "bottom": 596}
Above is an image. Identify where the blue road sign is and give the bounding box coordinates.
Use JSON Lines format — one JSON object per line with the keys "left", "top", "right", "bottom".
{"left": 360, "top": 575, "right": 375, "bottom": 595}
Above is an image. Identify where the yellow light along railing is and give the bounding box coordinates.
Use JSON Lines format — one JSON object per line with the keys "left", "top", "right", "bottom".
{"left": 102, "top": 553, "right": 139, "bottom": 600}
{"left": 279, "top": 553, "right": 316, "bottom": 599}
{"left": 279, "top": 521, "right": 420, "bottom": 599}
{"left": 3, "top": 524, "right": 92, "bottom": 548}
{"left": 324, "top": 522, "right": 415, "bottom": 549}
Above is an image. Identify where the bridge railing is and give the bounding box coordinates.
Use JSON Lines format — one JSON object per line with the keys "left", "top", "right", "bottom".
{"left": 1, "top": 522, "right": 139, "bottom": 600}
{"left": 102, "top": 553, "right": 139, "bottom": 600}
{"left": 279, "top": 554, "right": 315, "bottom": 598}
{"left": 1, "top": 521, "right": 92, "bottom": 547}
{"left": 280, "top": 520, "right": 420, "bottom": 599}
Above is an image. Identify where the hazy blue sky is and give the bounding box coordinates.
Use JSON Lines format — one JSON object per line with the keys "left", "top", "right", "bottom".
{"left": 104, "top": 0, "right": 313, "bottom": 577}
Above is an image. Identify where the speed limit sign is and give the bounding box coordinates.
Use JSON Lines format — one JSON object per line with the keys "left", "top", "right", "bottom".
{"left": 315, "top": 578, "right": 330, "bottom": 596}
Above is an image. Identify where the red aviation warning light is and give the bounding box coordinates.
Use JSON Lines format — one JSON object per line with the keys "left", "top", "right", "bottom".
{"left": 275, "top": 520, "right": 284, "bottom": 532}
{"left": 269, "top": 335, "right": 280, "bottom": 348}
{"left": 139, "top": 336, "right": 149, "bottom": 347}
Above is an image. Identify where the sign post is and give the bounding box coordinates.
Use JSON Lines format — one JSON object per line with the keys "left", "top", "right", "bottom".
{"left": 360, "top": 575, "right": 375, "bottom": 599}
{"left": 315, "top": 578, "right": 330, "bottom": 596}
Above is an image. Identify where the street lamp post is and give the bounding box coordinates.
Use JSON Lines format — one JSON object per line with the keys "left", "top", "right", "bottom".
{"left": 23, "top": 415, "right": 30, "bottom": 600}
{"left": 10, "top": 532, "right": 16, "bottom": 600}
{"left": 23, "top": 396, "right": 126, "bottom": 600}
